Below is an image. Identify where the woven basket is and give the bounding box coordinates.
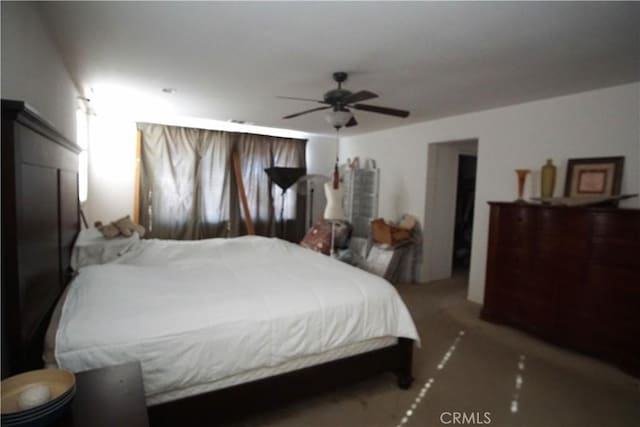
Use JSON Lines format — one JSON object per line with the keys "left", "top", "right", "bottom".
{"left": 371, "top": 218, "right": 411, "bottom": 246}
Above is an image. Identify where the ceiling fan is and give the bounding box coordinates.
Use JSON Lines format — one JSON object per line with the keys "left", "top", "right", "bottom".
{"left": 279, "top": 72, "right": 410, "bottom": 129}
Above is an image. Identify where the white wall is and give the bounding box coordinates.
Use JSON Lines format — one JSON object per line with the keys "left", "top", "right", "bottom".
{"left": 307, "top": 136, "right": 337, "bottom": 176}
{"left": 83, "top": 116, "right": 138, "bottom": 224}
{"left": 1, "top": 2, "right": 78, "bottom": 141}
{"left": 306, "top": 136, "right": 337, "bottom": 224}
{"left": 341, "top": 83, "right": 640, "bottom": 304}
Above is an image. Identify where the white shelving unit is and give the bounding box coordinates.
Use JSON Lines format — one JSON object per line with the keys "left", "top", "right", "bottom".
{"left": 343, "top": 167, "right": 380, "bottom": 238}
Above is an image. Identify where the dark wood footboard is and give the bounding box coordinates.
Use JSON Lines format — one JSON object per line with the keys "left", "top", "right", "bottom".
{"left": 148, "top": 338, "right": 414, "bottom": 426}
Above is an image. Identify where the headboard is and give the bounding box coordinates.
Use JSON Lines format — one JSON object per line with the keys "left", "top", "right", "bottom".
{"left": 1, "top": 100, "right": 81, "bottom": 378}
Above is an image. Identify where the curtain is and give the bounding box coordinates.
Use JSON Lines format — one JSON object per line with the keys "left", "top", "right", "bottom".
{"left": 198, "top": 130, "right": 234, "bottom": 238}
{"left": 271, "top": 137, "right": 307, "bottom": 241}
{"left": 138, "top": 123, "right": 306, "bottom": 240}
{"left": 234, "top": 133, "right": 274, "bottom": 236}
{"left": 139, "top": 124, "right": 202, "bottom": 240}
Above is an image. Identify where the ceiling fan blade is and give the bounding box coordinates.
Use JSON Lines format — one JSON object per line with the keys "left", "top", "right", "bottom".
{"left": 283, "top": 106, "right": 330, "bottom": 119}
{"left": 278, "top": 96, "right": 327, "bottom": 104}
{"left": 352, "top": 103, "right": 410, "bottom": 118}
{"left": 345, "top": 116, "right": 358, "bottom": 127}
{"left": 343, "top": 90, "right": 378, "bottom": 104}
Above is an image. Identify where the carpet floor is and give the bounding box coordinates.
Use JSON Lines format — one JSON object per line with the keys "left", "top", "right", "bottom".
{"left": 230, "top": 273, "right": 640, "bottom": 427}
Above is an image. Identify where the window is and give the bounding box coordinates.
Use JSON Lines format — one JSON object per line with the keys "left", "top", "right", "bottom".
{"left": 76, "top": 108, "right": 89, "bottom": 203}
{"left": 137, "top": 123, "right": 306, "bottom": 240}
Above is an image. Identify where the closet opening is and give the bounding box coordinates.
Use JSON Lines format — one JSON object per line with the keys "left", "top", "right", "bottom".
{"left": 452, "top": 154, "right": 477, "bottom": 273}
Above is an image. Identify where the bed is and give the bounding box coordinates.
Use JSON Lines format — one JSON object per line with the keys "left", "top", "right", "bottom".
{"left": 2, "top": 100, "right": 419, "bottom": 425}
{"left": 46, "top": 234, "right": 418, "bottom": 406}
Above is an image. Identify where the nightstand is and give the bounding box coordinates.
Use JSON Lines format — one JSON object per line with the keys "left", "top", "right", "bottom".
{"left": 55, "top": 362, "right": 149, "bottom": 427}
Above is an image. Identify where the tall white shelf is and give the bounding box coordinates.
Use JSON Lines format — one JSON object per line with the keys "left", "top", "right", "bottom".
{"left": 343, "top": 168, "right": 380, "bottom": 238}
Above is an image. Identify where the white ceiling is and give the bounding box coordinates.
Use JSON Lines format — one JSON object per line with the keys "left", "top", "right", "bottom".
{"left": 39, "top": 2, "right": 640, "bottom": 136}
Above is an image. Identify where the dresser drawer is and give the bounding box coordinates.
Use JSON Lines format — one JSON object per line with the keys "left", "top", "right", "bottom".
{"left": 489, "top": 263, "right": 529, "bottom": 294}
{"left": 488, "top": 260, "right": 555, "bottom": 304}
{"left": 495, "top": 206, "right": 534, "bottom": 248}
{"left": 583, "top": 266, "right": 640, "bottom": 323}
{"left": 493, "top": 246, "right": 531, "bottom": 268}
{"left": 513, "top": 296, "right": 556, "bottom": 338}
{"left": 482, "top": 289, "right": 520, "bottom": 324}
{"left": 536, "top": 208, "right": 590, "bottom": 237}
{"left": 517, "top": 270, "right": 556, "bottom": 304}
{"left": 591, "top": 212, "right": 640, "bottom": 241}
{"left": 564, "top": 315, "right": 640, "bottom": 360}
{"left": 590, "top": 239, "right": 640, "bottom": 270}
{"left": 533, "top": 234, "right": 590, "bottom": 261}
{"left": 484, "top": 292, "right": 556, "bottom": 338}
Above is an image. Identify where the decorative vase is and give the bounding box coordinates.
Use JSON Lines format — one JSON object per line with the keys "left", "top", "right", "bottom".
{"left": 540, "top": 159, "right": 556, "bottom": 198}
{"left": 515, "top": 169, "right": 531, "bottom": 202}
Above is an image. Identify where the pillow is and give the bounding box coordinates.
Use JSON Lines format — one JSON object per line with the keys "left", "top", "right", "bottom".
{"left": 95, "top": 215, "right": 145, "bottom": 239}
{"left": 96, "top": 222, "right": 119, "bottom": 238}
{"left": 300, "top": 220, "right": 352, "bottom": 255}
{"left": 70, "top": 227, "right": 140, "bottom": 270}
{"left": 300, "top": 222, "right": 332, "bottom": 255}
{"left": 112, "top": 215, "right": 145, "bottom": 237}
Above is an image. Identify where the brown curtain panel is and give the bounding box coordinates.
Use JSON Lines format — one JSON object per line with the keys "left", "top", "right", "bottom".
{"left": 270, "top": 136, "right": 307, "bottom": 241}
{"left": 197, "top": 129, "right": 234, "bottom": 238}
{"left": 138, "top": 123, "right": 306, "bottom": 240}
{"left": 138, "top": 124, "right": 203, "bottom": 240}
{"left": 233, "top": 133, "right": 275, "bottom": 237}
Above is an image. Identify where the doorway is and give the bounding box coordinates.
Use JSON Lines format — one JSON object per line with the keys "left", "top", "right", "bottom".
{"left": 423, "top": 139, "right": 478, "bottom": 284}
{"left": 452, "top": 155, "right": 477, "bottom": 272}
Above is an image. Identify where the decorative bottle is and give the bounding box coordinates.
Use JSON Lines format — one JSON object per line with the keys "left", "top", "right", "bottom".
{"left": 540, "top": 159, "right": 556, "bottom": 198}
{"left": 515, "top": 169, "right": 531, "bottom": 203}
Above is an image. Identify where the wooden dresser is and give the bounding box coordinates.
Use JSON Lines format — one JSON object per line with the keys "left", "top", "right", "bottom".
{"left": 482, "top": 202, "right": 640, "bottom": 376}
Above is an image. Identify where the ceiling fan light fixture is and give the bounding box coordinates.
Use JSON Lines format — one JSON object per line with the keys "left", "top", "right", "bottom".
{"left": 279, "top": 72, "right": 409, "bottom": 128}
{"left": 325, "top": 109, "right": 353, "bottom": 129}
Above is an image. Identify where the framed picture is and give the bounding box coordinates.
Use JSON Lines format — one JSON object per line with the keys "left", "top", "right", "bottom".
{"left": 564, "top": 156, "right": 624, "bottom": 197}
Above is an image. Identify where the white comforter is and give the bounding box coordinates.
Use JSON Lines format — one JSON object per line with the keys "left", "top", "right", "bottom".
{"left": 55, "top": 236, "right": 419, "bottom": 401}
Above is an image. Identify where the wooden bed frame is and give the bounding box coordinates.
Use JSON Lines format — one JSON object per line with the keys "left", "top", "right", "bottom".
{"left": 1, "top": 100, "right": 415, "bottom": 424}
{"left": 2, "top": 100, "right": 81, "bottom": 378}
